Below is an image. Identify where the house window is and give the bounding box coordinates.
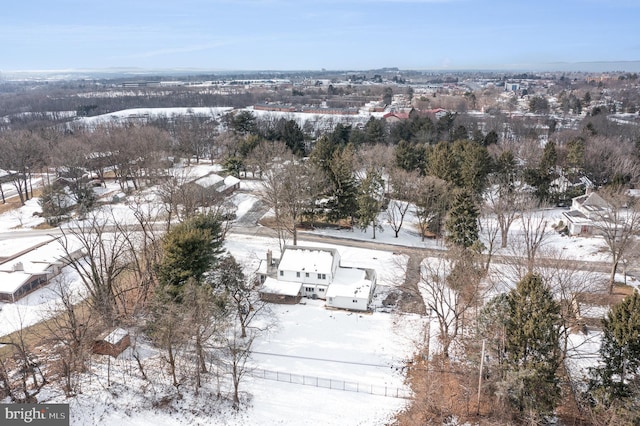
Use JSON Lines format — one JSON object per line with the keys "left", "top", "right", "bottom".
{"left": 319, "top": 288, "right": 325, "bottom": 292}
{"left": 296, "top": 272, "right": 300, "bottom": 278}
{"left": 305, "top": 287, "right": 314, "bottom": 292}
{"left": 305, "top": 272, "right": 309, "bottom": 278}
{"left": 353, "top": 299, "right": 358, "bottom": 303}
{"left": 317, "top": 273, "right": 326, "bottom": 280}
{"left": 279, "top": 270, "right": 283, "bottom": 276}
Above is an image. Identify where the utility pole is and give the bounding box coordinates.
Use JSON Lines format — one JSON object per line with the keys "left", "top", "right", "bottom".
{"left": 476, "top": 339, "right": 485, "bottom": 416}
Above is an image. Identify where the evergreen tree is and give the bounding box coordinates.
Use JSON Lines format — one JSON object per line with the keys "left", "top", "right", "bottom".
{"left": 356, "top": 169, "right": 385, "bottom": 239}
{"left": 540, "top": 141, "right": 557, "bottom": 172}
{"left": 394, "top": 139, "right": 425, "bottom": 172}
{"left": 503, "top": 273, "right": 562, "bottom": 420}
{"left": 325, "top": 145, "right": 358, "bottom": 224}
{"left": 453, "top": 140, "right": 492, "bottom": 196}
{"left": 589, "top": 291, "right": 640, "bottom": 408}
{"left": 445, "top": 190, "right": 479, "bottom": 249}
{"left": 426, "top": 141, "right": 458, "bottom": 185}
{"left": 364, "top": 117, "right": 386, "bottom": 145}
{"left": 482, "top": 129, "right": 499, "bottom": 147}
{"left": 157, "top": 213, "right": 225, "bottom": 298}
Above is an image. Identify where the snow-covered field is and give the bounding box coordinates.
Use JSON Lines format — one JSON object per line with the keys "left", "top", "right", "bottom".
{"left": 47, "top": 299, "right": 423, "bottom": 426}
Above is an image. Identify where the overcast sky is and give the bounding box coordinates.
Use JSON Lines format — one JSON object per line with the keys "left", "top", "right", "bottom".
{"left": 1, "top": 0, "right": 639, "bottom": 72}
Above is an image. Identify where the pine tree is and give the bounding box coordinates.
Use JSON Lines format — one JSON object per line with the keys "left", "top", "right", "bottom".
{"left": 356, "top": 169, "right": 385, "bottom": 239}
{"left": 157, "top": 212, "right": 225, "bottom": 298}
{"left": 502, "top": 273, "right": 562, "bottom": 420}
{"left": 590, "top": 291, "right": 640, "bottom": 407}
{"left": 326, "top": 145, "right": 358, "bottom": 224}
{"left": 445, "top": 190, "right": 479, "bottom": 249}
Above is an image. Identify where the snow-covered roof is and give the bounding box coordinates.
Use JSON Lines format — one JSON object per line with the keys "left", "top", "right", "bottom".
{"left": 102, "top": 327, "right": 129, "bottom": 345}
{"left": 0, "top": 235, "right": 54, "bottom": 261}
{"left": 0, "top": 237, "right": 84, "bottom": 295}
{"left": 326, "top": 268, "right": 373, "bottom": 299}
{"left": 574, "top": 192, "right": 609, "bottom": 211}
{"left": 260, "top": 277, "right": 302, "bottom": 297}
{"left": 223, "top": 175, "right": 240, "bottom": 187}
{"left": 194, "top": 173, "right": 224, "bottom": 189}
{"left": 278, "top": 246, "right": 337, "bottom": 274}
{"left": 0, "top": 270, "right": 46, "bottom": 295}
{"left": 562, "top": 210, "right": 590, "bottom": 224}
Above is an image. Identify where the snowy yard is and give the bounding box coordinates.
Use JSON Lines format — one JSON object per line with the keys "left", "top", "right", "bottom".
{"left": 0, "top": 164, "right": 634, "bottom": 424}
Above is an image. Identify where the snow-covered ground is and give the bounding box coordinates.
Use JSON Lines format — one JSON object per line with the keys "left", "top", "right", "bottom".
{"left": 0, "top": 163, "right": 630, "bottom": 425}
{"left": 29, "top": 234, "right": 421, "bottom": 425}
{"left": 37, "top": 299, "right": 423, "bottom": 425}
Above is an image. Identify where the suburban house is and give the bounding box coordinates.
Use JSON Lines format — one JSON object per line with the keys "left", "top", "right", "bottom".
{"left": 192, "top": 173, "right": 241, "bottom": 196}
{"left": 0, "top": 237, "right": 85, "bottom": 302}
{"left": 382, "top": 111, "right": 410, "bottom": 124}
{"left": 550, "top": 174, "right": 594, "bottom": 198}
{"left": 562, "top": 191, "right": 611, "bottom": 236}
{"left": 258, "top": 246, "right": 377, "bottom": 311}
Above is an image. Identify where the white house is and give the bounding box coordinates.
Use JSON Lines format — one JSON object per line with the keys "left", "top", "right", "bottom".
{"left": 562, "top": 191, "right": 610, "bottom": 236}
{"left": 277, "top": 246, "right": 339, "bottom": 299}
{"left": 259, "top": 246, "right": 377, "bottom": 311}
{"left": 325, "top": 266, "right": 377, "bottom": 311}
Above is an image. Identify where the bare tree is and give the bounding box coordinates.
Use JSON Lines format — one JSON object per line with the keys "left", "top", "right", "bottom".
{"left": 386, "top": 168, "right": 420, "bottom": 238}
{"left": 536, "top": 246, "right": 603, "bottom": 361}
{"left": 42, "top": 275, "right": 95, "bottom": 396}
{"left": 0, "top": 326, "right": 47, "bottom": 403}
{"left": 224, "top": 325, "right": 255, "bottom": 409}
{"left": 591, "top": 189, "right": 640, "bottom": 294}
{"left": 120, "top": 193, "right": 166, "bottom": 313}
{"left": 261, "top": 143, "right": 326, "bottom": 248}
{"left": 419, "top": 252, "right": 484, "bottom": 359}
{"left": 516, "top": 200, "right": 551, "bottom": 275}
{"left": 0, "top": 129, "right": 46, "bottom": 205}
{"left": 484, "top": 179, "right": 530, "bottom": 250}
{"left": 181, "top": 279, "right": 229, "bottom": 393}
{"left": 58, "top": 210, "right": 133, "bottom": 325}
{"left": 148, "top": 284, "right": 186, "bottom": 390}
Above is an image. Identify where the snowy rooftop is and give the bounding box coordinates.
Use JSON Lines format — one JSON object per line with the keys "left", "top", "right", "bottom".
{"left": 102, "top": 327, "right": 129, "bottom": 345}
{"left": 260, "top": 276, "right": 302, "bottom": 296}
{"left": 194, "top": 173, "right": 224, "bottom": 188}
{"left": 0, "top": 237, "right": 84, "bottom": 295}
{"left": 326, "top": 267, "right": 373, "bottom": 299}
{"left": 0, "top": 235, "right": 54, "bottom": 260}
{"left": 278, "top": 246, "right": 337, "bottom": 274}
{"left": 0, "top": 270, "right": 47, "bottom": 295}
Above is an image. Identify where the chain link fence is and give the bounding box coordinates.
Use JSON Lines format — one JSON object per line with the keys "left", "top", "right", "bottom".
{"left": 249, "top": 367, "right": 411, "bottom": 399}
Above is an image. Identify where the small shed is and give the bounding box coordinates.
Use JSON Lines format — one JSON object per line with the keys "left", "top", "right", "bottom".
{"left": 259, "top": 277, "right": 302, "bottom": 304}
{"left": 93, "top": 328, "right": 131, "bottom": 358}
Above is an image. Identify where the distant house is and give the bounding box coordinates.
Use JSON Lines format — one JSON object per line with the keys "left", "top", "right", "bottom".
{"left": 562, "top": 191, "right": 611, "bottom": 236}
{"left": 504, "top": 82, "right": 520, "bottom": 92}
{"left": 423, "top": 108, "right": 449, "bottom": 120}
{"left": 0, "top": 237, "right": 85, "bottom": 302}
{"left": 92, "top": 328, "right": 131, "bottom": 358}
{"left": 258, "top": 246, "right": 377, "bottom": 312}
{"left": 193, "top": 173, "right": 240, "bottom": 196}
{"left": 382, "top": 112, "right": 410, "bottom": 124}
{"left": 550, "top": 174, "right": 594, "bottom": 197}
